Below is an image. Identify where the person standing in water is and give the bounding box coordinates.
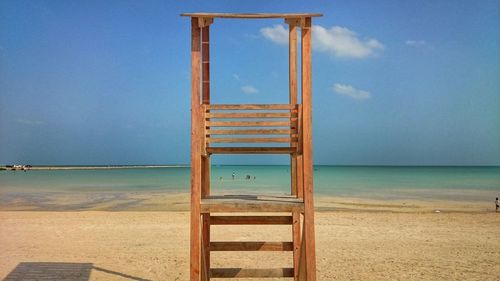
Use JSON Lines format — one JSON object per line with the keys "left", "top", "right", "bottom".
{"left": 232, "top": 172, "right": 235, "bottom": 180}
{"left": 496, "top": 197, "right": 499, "bottom": 212}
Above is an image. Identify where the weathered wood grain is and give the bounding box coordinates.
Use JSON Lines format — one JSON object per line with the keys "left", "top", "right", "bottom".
{"left": 207, "top": 129, "right": 294, "bottom": 135}
{"left": 206, "top": 112, "right": 292, "bottom": 118}
{"left": 201, "top": 195, "right": 304, "bottom": 213}
{"left": 206, "top": 147, "right": 295, "bottom": 154}
{"left": 207, "top": 104, "right": 293, "bottom": 110}
{"left": 207, "top": 137, "right": 295, "bottom": 143}
{"left": 210, "top": 268, "right": 294, "bottom": 278}
{"left": 210, "top": 216, "right": 292, "bottom": 225}
{"left": 181, "top": 13, "right": 322, "bottom": 19}
{"left": 206, "top": 121, "right": 291, "bottom": 127}
{"left": 301, "top": 17, "right": 317, "bottom": 281}
{"left": 190, "top": 17, "right": 202, "bottom": 281}
{"left": 210, "top": 242, "right": 293, "bottom": 251}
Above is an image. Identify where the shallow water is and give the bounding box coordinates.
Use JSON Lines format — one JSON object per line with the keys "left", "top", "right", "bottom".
{"left": 1, "top": 166, "right": 499, "bottom": 202}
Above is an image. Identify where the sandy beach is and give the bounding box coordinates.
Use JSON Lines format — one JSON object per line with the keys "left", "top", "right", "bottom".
{"left": 1, "top": 202, "right": 499, "bottom": 280}
{"left": 1, "top": 0, "right": 499, "bottom": 280}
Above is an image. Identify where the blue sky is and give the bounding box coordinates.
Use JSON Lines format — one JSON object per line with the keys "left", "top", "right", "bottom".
{"left": 0, "top": 0, "right": 499, "bottom": 165}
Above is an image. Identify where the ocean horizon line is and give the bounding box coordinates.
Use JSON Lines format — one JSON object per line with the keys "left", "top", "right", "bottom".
{"left": 2, "top": 164, "right": 499, "bottom": 170}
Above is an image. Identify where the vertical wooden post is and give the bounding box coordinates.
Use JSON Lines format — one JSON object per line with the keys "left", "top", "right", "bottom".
{"left": 201, "top": 24, "right": 211, "bottom": 195}
{"left": 297, "top": 104, "right": 304, "bottom": 199}
{"left": 202, "top": 25, "right": 210, "bottom": 105}
{"left": 287, "top": 19, "right": 298, "bottom": 196}
{"left": 297, "top": 221, "right": 307, "bottom": 280}
{"left": 301, "top": 17, "right": 316, "bottom": 281}
{"left": 292, "top": 212, "right": 301, "bottom": 280}
{"left": 287, "top": 18, "right": 302, "bottom": 281}
{"left": 200, "top": 22, "right": 211, "bottom": 281}
{"left": 190, "top": 17, "right": 202, "bottom": 281}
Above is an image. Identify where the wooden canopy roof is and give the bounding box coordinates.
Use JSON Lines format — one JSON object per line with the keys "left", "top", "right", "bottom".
{"left": 180, "top": 13, "right": 322, "bottom": 19}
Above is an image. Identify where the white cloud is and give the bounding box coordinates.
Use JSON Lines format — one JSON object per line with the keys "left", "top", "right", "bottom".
{"left": 241, "top": 85, "right": 259, "bottom": 94}
{"left": 405, "top": 40, "right": 426, "bottom": 48}
{"left": 260, "top": 24, "right": 384, "bottom": 59}
{"left": 244, "top": 33, "right": 260, "bottom": 40}
{"left": 232, "top": 73, "right": 242, "bottom": 82}
{"left": 332, "top": 84, "right": 371, "bottom": 101}
{"left": 313, "top": 26, "right": 384, "bottom": 58}
{"left": 17, "top": 118, "right": 45, "bottom": 125}
{"left": 260, "top": 24, "right": 289, "bottom": 45}
{"left": 233, "top": 74, "right": 259, "bottom": 94}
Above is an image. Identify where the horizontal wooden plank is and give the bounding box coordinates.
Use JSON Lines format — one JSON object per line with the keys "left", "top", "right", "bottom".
{"left": 210, "top": 216, "right": 292, "bottom": 225}
{"left": 207, "top": 137, "right": 296, "bottom": 143}
{"left": 201, "top": 195, "right": 304, "bottom": 213}
{"left": 206, "top": 147, "right": 295, "bottom": 154}
{"left": 181, "top": 12, "right": 323, "bottom": 19}
{"left": 207, "top": 129, "right": 294, "bottom": 135}
{"left": 206, "top": 104, "right": 293, "bottom": 110}
{"left": 210, "top": 242, "right": 293, "bottom": 251}
{"left": 202, "top": 203, "right": 303, "bottom": 213}
{"left": 210, "top": 268, "right": 294, "bottom": 278}
{"left": 206, "top": 112, "right": 292, "bottom": 118}
{"left": 206, "top": 121, "right": 290, "bottom": 127}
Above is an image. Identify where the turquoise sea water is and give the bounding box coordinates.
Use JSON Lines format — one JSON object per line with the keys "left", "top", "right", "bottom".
{"left": 1, "top": 166, "right": 499, "bottom": 202}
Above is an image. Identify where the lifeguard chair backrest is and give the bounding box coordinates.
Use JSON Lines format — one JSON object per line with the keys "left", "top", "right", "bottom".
{"left": 203, "top": 103, "right": 302, "bottom": 155}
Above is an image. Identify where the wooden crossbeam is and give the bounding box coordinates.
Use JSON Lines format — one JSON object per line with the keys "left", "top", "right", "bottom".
{"left": 201, "top": 203, "right": 304, "bottom": 213}
{"left": 206, "top": 112, "right": 293, "bottom": 118}
{"left": 207, "top": 129, "right": 294, "bottom": 135}
{"left": 210, "top": 216, "right": 292, "bottom": 225}
{"left": 200, "top": 196, "right": 304, "bottom": 213}
{"left": 207, "top": 137, "right": 295, "bottom": 143}
{"left": 181, "top": 13, "right": 323, "bottom": 19}
{"left": 207, "top": 104, "right": 293, "bottom": 110}
{"left": 206, "top": 121, "right": 291, "bottom": 127}
{"left": 210, "top": 268, "right": 294, "bottom": 278}
{"left": 210, "top": 242, "right": 293, "bottom": 251}
{"left": 206, "top": 147, "right": 295, "bottom": 154}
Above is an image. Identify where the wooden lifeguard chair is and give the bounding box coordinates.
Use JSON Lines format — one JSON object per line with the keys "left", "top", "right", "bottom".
{"left": 182, "top": 13, "right": 322, "bottom": 280}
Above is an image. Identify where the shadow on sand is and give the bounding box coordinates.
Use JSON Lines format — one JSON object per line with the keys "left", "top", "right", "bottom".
{"left": 2, "top": 262, "right": 150, "bottom": 281}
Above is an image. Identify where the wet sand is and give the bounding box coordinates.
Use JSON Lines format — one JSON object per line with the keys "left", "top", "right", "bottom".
{"left": 0, "top": 191, "right": 495, "bottom": 213}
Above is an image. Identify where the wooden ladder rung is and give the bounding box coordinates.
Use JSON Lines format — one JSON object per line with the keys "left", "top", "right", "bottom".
{"left": 210, "top": 241, "right": 293, "bottom": 251}
{"left": 210, "top": 216, "right": 292, "bottom": 225}
{"left": 210, "top": 268, "right": 294, "bottom": 278}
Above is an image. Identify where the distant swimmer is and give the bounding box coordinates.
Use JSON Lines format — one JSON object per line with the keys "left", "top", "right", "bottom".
{"left": 496, "top": 197, "right": 499, "bottom": 212}
{"left": 246, "top": 175, "right": 251, "bottom": 180}
{"left": 232, "top": 172, "right": 235, "bottom": 180}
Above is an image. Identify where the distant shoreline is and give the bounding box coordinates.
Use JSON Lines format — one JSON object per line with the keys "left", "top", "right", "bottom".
{"left": 27, "top": 165, "right": 188, "bottom": 171}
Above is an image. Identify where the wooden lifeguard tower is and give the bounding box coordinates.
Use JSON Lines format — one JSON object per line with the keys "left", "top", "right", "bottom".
{"left": 182, "top": 13, "right": 321, "bottom": 280}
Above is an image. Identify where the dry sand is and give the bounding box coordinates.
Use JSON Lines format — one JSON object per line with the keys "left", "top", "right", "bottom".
{"left": 1, "top": 209, "right": 499, "bottom": 281}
